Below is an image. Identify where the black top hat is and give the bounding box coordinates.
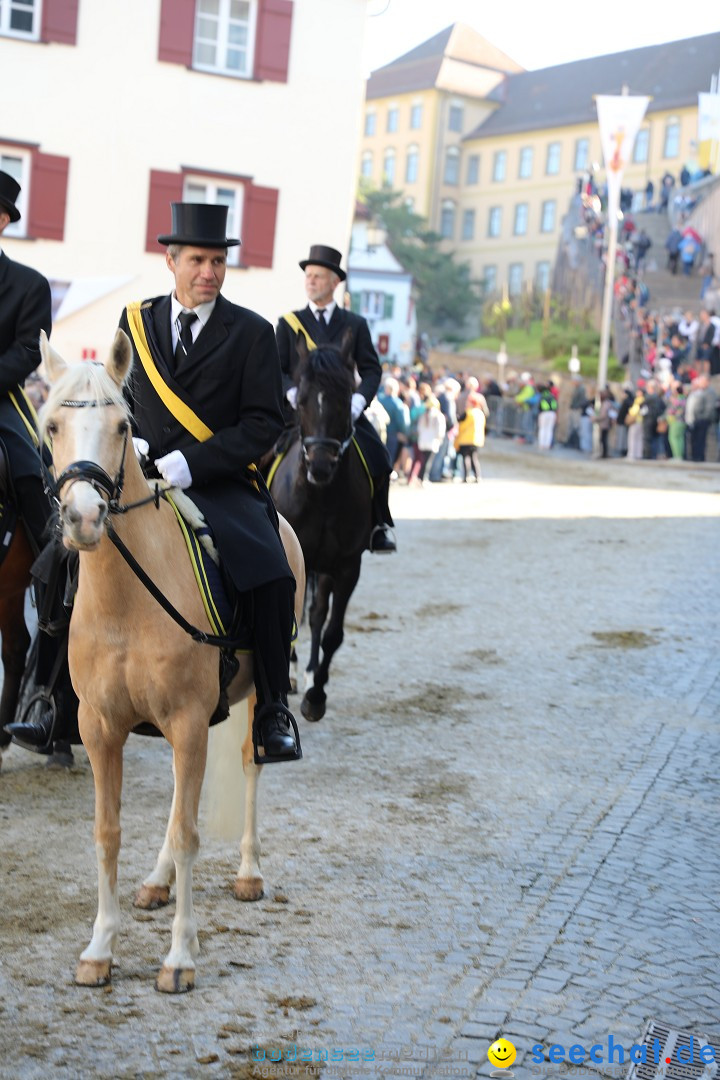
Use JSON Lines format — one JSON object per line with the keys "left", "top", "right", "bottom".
{"left": 299, "top": 244, "right": 346, "bottom": 281}
{"left": 0, "top": 170, "right": 21, "bottom": 223}
{"left": 158, "top": 202, "right": 240, "bottom": 247}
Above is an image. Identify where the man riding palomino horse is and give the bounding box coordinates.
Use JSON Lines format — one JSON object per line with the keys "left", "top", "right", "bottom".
{"left": 0, "top": 169, "right": 78, "bottom": 765}
{"left": 9, "top": 201, "right": 302, "bottom": 764}
{"left": 275, "top": 244, "right": 396, "bottom": 554}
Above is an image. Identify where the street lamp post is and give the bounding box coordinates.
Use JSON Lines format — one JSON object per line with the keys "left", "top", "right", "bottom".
{"left": 497, "top": 341, "right": 508, "bottom": 382}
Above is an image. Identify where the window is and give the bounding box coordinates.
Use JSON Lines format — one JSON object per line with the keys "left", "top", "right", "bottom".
{"left": 513, "top": 203, "right": 529, "bottom": 236}
{"left": 361, "top": 150, "right": 373, "bottom": 180}
{"left": 443, "top": 146, "right": 460, "bottom": 185}
{"left": 541, "top": 199, "right": 556, "bottom": 233}
{"left": 405, "top": 145, "right": 419, "bottom": 184}
{"left": 382, "top": 148, "right": 396, "bottom": 186}
{"left": 488, "top": 206, "right": 502, "bottom": 238}
{"left": 508, "top": 263, "right": 524, "bottom": 296}
{"left": 146, "top": 169, "right": 278, "bottom": 265}
{"left": 492, "top": 150, "right": 507, "bottom": 182}
{"left": 448, "top": 100, "right": 464, "bottom": 132}
{"left": 184, "top": 177, "right": 244, "bottom": 267}
{"left": 574, "top": 138, "right": 589, "bottom": 171}
{"left": 664, "top": 117, "right": 680, "bottom": 158}
{"left": 410, "top": 102, "right": 423, "bottom": 129}
{"left": 483, "top": 265, "right": 497, "bottom": 295}
{"left": 633, "top": 128, "right": 649, "bottom": 164}
{"left": 518, "top": 147, "right": 533, "bottom": 179}
{"left": 360, "top": 291, "right": 393, "bottom": 319}
{"left": 0, "top": 149, "right": 28, "bottom": 238}
{"left": 387, "top": 106, "right": 399, "bottom": 133}
{"left": 466, "top": 154, "right": 480, "bottom": 184}
{"left": 364, "top": 112, "right": 376, "bottom": 137}
{"left": 0, "top": 0, "right": 40, "bottom": 39}
{"left": 193, "top": 0, "right": 258, "bottom": 79}
{"left": 0, "top": 143, "right": 69, "bottom": 242}
{"left": 462, "top": 209, "right": 475, "bottom": 241}
{"left": 440, "top": 200, "right": 455, "bottom": 239}
{"left": 535, "top": 261, "right": 551, "bottom": 291}
{"left": 546, "top": 141, "right": 561, "bottom": 175}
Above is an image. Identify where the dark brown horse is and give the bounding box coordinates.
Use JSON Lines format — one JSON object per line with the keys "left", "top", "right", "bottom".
{"left": 268, "top": 332, "right": 372, "bottom": 722}
{"left": 0, "top": 517, "right": 33, "bottom": 765}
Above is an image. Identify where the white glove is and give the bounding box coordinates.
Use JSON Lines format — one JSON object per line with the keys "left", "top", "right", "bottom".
{"left": 154, "top": 450, "right": 192, "bottom": 489}
{"left": 286, "top": 386, "right": 298, "bottom": 408}
{"left": 132, "top": 437, "right": 149, "bottom": 460}
{"left": 351, "top": 393, "right": 367, "bottom": 422}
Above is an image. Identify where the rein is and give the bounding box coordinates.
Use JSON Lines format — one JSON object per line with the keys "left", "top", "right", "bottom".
{"left": 44, "top": 394, "right": 244, "bottom": 651}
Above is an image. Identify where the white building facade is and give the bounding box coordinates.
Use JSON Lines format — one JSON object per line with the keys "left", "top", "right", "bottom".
{"left": 347, "top": 221, "right": 416, "bottom": 367}
{"left": 1, "top": 0, "right": 369, "bottom": 359}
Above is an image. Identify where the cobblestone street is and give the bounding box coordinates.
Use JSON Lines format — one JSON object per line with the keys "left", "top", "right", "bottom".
{"left": 0, "top": 442, "right": 718, "bottom": 1079}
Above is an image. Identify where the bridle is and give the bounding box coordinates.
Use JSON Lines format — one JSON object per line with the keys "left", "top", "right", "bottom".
{"left": 42, "top": 397, "right": 160, "bottom": 515}
{"left": 301, "top": 427, "right": 355, "bottom": 470}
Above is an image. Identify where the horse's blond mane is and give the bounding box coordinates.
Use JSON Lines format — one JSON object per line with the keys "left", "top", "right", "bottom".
{"left": 40, "top": 362, "right": 129, "bottom": 440}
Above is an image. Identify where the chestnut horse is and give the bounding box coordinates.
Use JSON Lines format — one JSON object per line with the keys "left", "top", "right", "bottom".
{"left": 0, "top": 516, "right": 33, "bottom": 766}
{"left": 38, "top": 329, "right": 304, "bottom": 992}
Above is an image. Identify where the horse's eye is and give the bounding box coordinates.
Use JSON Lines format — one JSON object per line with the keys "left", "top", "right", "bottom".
{"left": 118, "top": 420, "right": 129, "bottom": 435}
{"left": 46, "top": 421, "right": 58, "bottom": 436}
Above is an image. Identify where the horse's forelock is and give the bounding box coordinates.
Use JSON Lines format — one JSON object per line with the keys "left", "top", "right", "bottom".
{"left": 303, "top": 347, "right": 354, "bottom": 396}
{"left": 40, "top": 362, "right": 129, "bottom": 436}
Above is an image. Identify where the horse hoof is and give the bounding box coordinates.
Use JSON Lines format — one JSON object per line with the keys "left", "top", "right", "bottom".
{"left": 76, "top": 958, "right": 111, "bottom": 986}
{"left": 134, "top": 884, "right": 170, "bottom": 910}
{"left": 234, "top": 876, "right": 264, "bottom": 902}
{"left": 301, "top": 693, "right": 326, "bottom": 722}
{"left": 155, "top": 966, "right": 195, "bottom": 993}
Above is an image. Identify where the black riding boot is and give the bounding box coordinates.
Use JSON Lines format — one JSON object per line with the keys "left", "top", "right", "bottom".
{"left": 12, "top": 474, "right": 55, "bottom": 557}
{"left": 250, "top": 578, "right": 302, "bottom": 764}
{"left": 369, "top": 472, "right": 396, "bottom": 554}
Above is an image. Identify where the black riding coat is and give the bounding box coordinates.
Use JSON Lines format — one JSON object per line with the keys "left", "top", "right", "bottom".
{"left": 0, "top": 252, "right": 52, "bottom": 478}
{"left": 275, "top": 305, "right": 390, "bottom": 476}
{"left": 119, "top": 294, "right": 292, "bottom": 591}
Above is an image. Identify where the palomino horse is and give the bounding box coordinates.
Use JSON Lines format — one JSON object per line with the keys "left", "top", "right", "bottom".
{"left": 38, "top": 329, "right": 305, "bottom": 993}
{"left": 268, "top": 332, "right": 371, "bottom": 722}
{"left": 0, "top": 517, "right": 33, "bottom": 766}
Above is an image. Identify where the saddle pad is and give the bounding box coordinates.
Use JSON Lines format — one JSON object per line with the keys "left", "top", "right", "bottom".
{"left": 164, "top": 491, "right": 252, "bottom": 652}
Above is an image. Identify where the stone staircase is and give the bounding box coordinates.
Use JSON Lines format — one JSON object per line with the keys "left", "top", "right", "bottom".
{"left": 630, "top": 208, "right": 704, "bottom": 314}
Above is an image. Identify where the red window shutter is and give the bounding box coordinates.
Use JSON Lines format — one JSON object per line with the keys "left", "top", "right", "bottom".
{"left": 158, "top": 0, "right": 195, "bottom": 65}
{"left": 254, "top": 0, "right": 293, "bottom": 83}
{"left": 27, "top": 152, "right": 69, "bottom": 241}
{"left": 146, "top": 170, "right": 184, "bottom": 253}
{"left": 41, "top": 0, "right": 79, "bottom": 45}
{"left": 241, "top": 184, "right": 279, "bottom": 268}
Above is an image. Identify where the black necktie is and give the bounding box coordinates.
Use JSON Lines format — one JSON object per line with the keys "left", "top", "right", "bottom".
{"left": 315, "top": 308, "right": 327, "bottom": 336}
{"left": 174, "top": 311, "right": 198, "bottom": 369}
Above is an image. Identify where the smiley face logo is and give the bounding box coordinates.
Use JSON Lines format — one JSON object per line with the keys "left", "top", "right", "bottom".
{"left": 488, "top": 1038, "right": 517, "bottom": 1069}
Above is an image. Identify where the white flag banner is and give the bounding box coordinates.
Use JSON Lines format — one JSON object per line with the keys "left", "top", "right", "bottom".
{"left": 596, "top": 95, "right": 651, "bottom": 220}
{"left": 698, "top": 92, "right": 720, "bottom": 142}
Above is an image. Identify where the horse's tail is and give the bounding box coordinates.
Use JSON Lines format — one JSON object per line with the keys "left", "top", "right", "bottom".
{"left": 200, "top": 699, "right": 248, "bottom": 842}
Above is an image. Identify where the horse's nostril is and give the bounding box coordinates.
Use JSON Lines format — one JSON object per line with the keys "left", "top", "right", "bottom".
{"left": 61, "top": 503, "right": 81, "bottom": 525}
{"left": 96, "top": 503, "right": 108, "bottom": 525}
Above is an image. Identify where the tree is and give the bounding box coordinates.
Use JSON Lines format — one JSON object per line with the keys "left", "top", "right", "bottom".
{"left": 361, "top": 187, "right": 481, "bottom": 335}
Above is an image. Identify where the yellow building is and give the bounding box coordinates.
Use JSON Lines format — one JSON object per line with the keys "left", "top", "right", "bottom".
{"left": 359, "top": 24, "right": 522, "bottom": 220}
{"left": 360, "top": 27, "right": 720, "bottom": 300}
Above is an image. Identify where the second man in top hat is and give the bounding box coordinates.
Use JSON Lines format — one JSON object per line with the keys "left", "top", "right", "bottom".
{"left": 276, "top": 244, "right": 396, "bottom": 553}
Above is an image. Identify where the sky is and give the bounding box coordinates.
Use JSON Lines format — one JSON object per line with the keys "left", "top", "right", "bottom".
{"left": 361, "top": 0, "right": 720, "bottom": 77}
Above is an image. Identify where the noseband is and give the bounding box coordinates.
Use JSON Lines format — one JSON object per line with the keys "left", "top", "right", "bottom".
{"left": 301, "top": 429, "right": 355, "bottom": 469}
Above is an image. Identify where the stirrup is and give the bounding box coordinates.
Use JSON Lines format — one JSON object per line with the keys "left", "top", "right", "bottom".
{"left": 8, "top": 691, "right": 57, "bottom": 755}
{"left": 252, "top": 702, "right": 303, "bottom": 766}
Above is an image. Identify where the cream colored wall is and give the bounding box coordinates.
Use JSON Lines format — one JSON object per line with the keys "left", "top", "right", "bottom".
{"left": 457, "top": 105, "right": 699, "bottom": 292}
{"left": 1, "top": 0, "right": 368, "bottom": 360}
{"left": 360, "top": 88, "right": 439, "bottom": 218}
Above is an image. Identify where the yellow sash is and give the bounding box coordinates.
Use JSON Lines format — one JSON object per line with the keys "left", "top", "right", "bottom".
{"left": 282, "top": 312, "right": 317, "bottom": 350}
{"left": 125, "top": 303, "right": 214, "bottom": 443}
{"left": 8, "top": 387, "right": 41, "bottom": 448}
